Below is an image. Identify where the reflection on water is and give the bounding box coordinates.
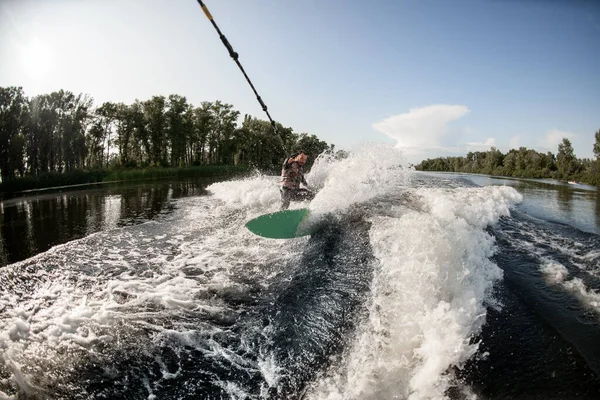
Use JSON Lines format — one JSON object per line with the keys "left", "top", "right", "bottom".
{"left": 0, "top": 179, "right": 216, "bottom": 266}
{"left": 596, "top": 192, "right": 600, "bottom": 229}
{"left": 3, "top": 173, "right": 598, "bottom": 266}
{"left": 419, "top": 172, "right": 600, "bottom": 235}
{"left": 556, "top": 185, "right": 574, "bottom": 215}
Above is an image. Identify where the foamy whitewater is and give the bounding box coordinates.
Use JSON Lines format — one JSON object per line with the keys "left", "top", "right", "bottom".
{"left": 2, "top": 144, "right": 599, "bottom": 399}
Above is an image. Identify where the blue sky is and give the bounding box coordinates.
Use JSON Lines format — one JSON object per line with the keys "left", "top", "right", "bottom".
{"left": 1, "top": 0, "right": 599, "bottom": 163}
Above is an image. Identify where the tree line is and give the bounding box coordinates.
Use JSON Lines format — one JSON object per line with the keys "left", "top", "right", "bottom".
{"left": 0, "top": 86, "right": 333, "bottom": 183}
{"left": 416, "top": 133, "right": 600, "bottom": 186}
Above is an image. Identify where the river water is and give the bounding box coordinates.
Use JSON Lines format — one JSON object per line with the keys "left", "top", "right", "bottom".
{"left": 1, "top": 145, "right": 599, "bottom": 399}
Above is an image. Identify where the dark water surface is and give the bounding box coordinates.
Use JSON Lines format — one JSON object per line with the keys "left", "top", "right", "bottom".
{"left": 0, "top": 178, "right": 216, "bottom": 266}
{"left": 420, "top": 172, "right": 600, "bottom": 235}
{"left": 423, "top": 172, "right": 600, "bottom": 398}
{"left": 1, "top": 168, "right": 600, "bottom": 399}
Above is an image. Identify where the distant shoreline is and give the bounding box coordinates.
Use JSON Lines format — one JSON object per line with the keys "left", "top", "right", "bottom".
{"left": 416, "top": 170, "right": 599, "bottom": 189}
{"left": 0, "top": 165, "right": 252, "bottom": 199}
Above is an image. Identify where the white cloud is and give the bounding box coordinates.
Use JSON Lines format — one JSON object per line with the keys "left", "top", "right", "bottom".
{"left": 372, "top": 104, "right": 470, "bottom": 149}
{"left": 540, "top": 129, "right": 578, "bottom": 151}
{"left": 509, "top": 136, "right": 520, "bottom": 149}
{"left": 466, "top": 137, "right": 496, "bottom": 151}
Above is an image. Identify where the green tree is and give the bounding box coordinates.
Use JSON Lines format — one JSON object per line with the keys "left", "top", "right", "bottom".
{"left": 485, "top": 147, "right": 503, "bottom": 174}
{"left": 166, "top": 94, "right": 191, "bottom": 167}
{"left": 183, "top": 107, "right": 195, "bottom": 165}
{"left": 86, "top": 121, "right": 105, "bottom": 168}
{"left": 208, "top": 101, "right": 239, "bottom": 165}
{"left": 556, "top": 138, "right": 578, "bottom": 178}
{"left": 0, "top": 86, "right": 28, "bottom": 181}
{"left": 96, "top": 102, "right": 118, "bottom": 167}
{"left": 594, "top": 129, "right": 600, "bottom": 161}
{"left": 59, "top": 91, "right": 93, "bottom": 171}
{"left": 190, "top": 102, "right": 213, "bottom": 165}
{"left": 239, "top": 115, "right": 279, "bottom": 170}
{"left": 114, "top": 103, "right": 133, "bottom": 166}
{"left": 29, "top": 94, "right": 59, "bottom": 173}
{"left": 502, "top": 150, "right": 517, "bottom": 176}
{"left": 9, "top": 132, "right": 26, "bottom": 177}
{"left": 129, "top": 100, "right": 149, "bottom": 166}
{"left": 465, "top": 152, "right": 475, "bottom": 173}
{"left": 143, "top": 96, "right": 167, "bottom": 166}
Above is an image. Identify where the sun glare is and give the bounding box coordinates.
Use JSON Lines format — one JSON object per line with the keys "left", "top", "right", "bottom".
{"left": 19, "top": 37, "right": 54, "bottom": 80}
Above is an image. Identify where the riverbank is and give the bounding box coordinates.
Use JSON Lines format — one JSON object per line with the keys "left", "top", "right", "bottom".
{"left": 415, "top": 167, "right": 600, "bottom": 187}
{"left": 0, "top": 165, "right": 252, "bottom": 199}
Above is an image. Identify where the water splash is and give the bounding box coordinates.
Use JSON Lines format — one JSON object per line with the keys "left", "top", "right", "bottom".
{"left": 306, "top": 186, "right": 522, "bottom": 399}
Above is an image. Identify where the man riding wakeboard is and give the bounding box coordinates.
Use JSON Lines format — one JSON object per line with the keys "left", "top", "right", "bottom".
{"left": 280, "top": 151, "right": 315, "bottom": 210}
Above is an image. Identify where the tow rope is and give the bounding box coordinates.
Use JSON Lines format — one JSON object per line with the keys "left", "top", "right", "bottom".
{"left": 196, "top": 0, "right": 281, "bottom": 141}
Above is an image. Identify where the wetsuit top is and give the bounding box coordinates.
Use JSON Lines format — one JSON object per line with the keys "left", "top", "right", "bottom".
{"left": 280, "top": 158, "right": 307, "bottom": 189}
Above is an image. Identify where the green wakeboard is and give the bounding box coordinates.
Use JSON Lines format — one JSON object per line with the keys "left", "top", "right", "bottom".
{"left": 245, "top": 208, "right": 315, "bottom": 239}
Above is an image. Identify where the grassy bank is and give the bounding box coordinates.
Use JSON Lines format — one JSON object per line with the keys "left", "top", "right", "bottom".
{"left": 0, "top": 165, "right": 252, "bottom": 197}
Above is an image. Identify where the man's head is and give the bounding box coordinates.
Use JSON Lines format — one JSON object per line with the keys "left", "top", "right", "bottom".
{"left": 294, "top": 152, "right": 308, "bottom": 165}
